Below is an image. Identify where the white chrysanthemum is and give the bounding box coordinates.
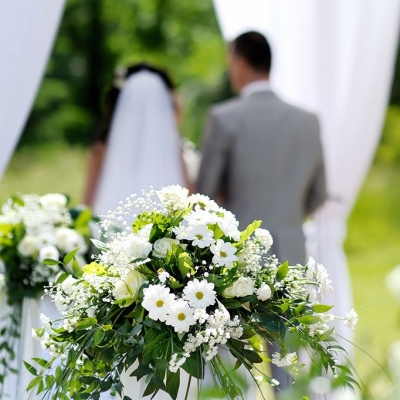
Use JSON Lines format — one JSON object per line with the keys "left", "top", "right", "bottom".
{"left": 173, "top": 224, "right": 191, "bottom": 240}
{"left": 217, "top": 219, "right": 240, "bottom": 241}
{"left": 210, "top": 239, "right": 238, "bottom": 268}
{"left": 188, "top": 194, "right": 219, "bottom": 211}
{"left": 183, "top": 279, "right": 216, "bottom": 309}
{"left": 142, "top": 285, "right": 175, "bottom": 322}
{"left": 255, "top": 228, "right": 273, "bottom": 251}
{"left": 165, "top": 299, "right": 195, "bottom": 333}
{"left": 184, "top": 209, "right": 218, "bottom": 226}
{"left": 271, "top": 352, "right": 297, "bottom": 367}
{"left": 39, "top": 245, "right": 60, "bottom": 263}
{"left": 223, "top": 277, "right": 255, "bottom": 298}
{"left": 186, "top": 225, "right": 215, "bottom": 248}
{"left": 153, "top": 238, "right": 179, "bottom": 258}
{"left": 343, "top": 308, "right": 358, "bottom": 330}
{"left": 17, "top": 235, "right": 38, "bottom": 257}
{"left": 256, "top": 282, "right": 272, "bottom": 301}
{"left": 123, "top": 234, "right": 152, "bottom": 260}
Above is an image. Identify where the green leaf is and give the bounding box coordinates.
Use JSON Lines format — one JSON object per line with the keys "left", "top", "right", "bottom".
{"left": 23, "top": 361, "right": 37, "bottom": 376}
{"left": 74, "top": 317, "right": 97, "bottom": 329}
{"left": 26, "top": 376, "right": 42, "bottom": 391}
{"left": 177, "top": 252, "right": 194, "bottom": 279}
{"left": 32, "top": 357, "right": 49, "bottom": 368}
{"left": 166, "top": 369, "right": 180, "bottom": 400}
{"left": 91, "top": 238, "right": 110, "bottom": 252}
{"left": 152, "top": 359, "right": 169, "bottom": 370}
{"left": 130, "top": 364, "right": 154, "bottom": 378}
{"left": 276, "top": 261, "right": 289, "bottom": 281}
{"left": 42, "top": 258, "right": 60, "bottom": 266}
{"left": 297, "top": 315, "right": 321, "bottom": 325}
{"left": 63, "top": 248, "right": 79, "bottom": 265}
{"left": 93, "top": 329, "right": 105, "bottom": 346}
{"left": 234, "top": 220, "right": 262, "bottom": 246}
{"left": 220, "top": 298, "right": 242, "bottom": 309}
{"left": 312, "top": 304, "right": 334, "bottom": 313}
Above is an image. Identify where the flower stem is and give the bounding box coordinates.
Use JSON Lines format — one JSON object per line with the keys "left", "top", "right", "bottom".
{"left": 184, "top": 374, "right": 192, "bottom": 400}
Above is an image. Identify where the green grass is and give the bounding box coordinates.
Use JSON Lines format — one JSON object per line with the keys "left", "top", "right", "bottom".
{"left": 0, "top": 143, "right": 87, "bottom": 205}
{"left": 345, "top": 164, "right": 400, "bottom": 396}
{"left": 1, "top": 143, "right": 399, "bottom": 396}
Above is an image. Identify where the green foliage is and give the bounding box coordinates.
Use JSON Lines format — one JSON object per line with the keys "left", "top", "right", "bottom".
{"left": 20, "top": 0, "right": 226, "bottom": 148}
{"left": 375, "top": 106, "right": 400, "bottom": 165}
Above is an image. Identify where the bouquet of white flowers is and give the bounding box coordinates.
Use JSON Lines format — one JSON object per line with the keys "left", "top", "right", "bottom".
{"left": 29, "top": 186, "right": 358, "bottom": 399}
{"left": 0, "top": 193, "right": 94, "bottom": 393}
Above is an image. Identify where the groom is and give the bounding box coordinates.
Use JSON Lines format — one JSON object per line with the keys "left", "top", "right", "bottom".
{"left": 197, "top": 31, "right": 326, "bottom": 391}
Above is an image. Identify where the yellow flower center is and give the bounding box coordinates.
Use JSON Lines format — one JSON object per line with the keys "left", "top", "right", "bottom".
{"left": 220, "top": 251, "right": 227, "bottom": 258}
{"left": 156, "top": 300, "right": 164, "bottom": 308}
{"left": 195, "top": 291, "right": 204, "bottom": 300}
{"left": 195, "top": 234, "right": 203, "bottom": 240}
{"left": 177, "top": 313, "right": 186, "bottom": 321}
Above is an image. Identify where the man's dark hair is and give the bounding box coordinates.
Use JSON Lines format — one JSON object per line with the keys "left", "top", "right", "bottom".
{"left": 231, "top": 31, "right": 272, "bottom": 74}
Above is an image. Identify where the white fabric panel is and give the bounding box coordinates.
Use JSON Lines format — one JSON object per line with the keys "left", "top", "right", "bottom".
{"left": 213, "top": 0, "right": 400, "bottom": 359}
{"left": 0, "top": 0, "right": 65, "bottom": 180}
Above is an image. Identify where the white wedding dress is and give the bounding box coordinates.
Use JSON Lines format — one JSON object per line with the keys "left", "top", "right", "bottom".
{"left": 92, "top": 70, "right": 185, "bottom": 216}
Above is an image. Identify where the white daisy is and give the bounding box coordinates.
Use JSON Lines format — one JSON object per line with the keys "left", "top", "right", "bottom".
{"left": 210, "top": 239, "right": 238, "bottom": 268}
{"left": 39, "top": 245, "right": 60, "bottom": 263}
{"left": 186, "top": 225, "right": 215, "bottom": 248}
{"left": 142, "top": 285, "right": 175, "bottom": 322}
{"left": 183, "top": 279, "right": 216, "bottom": 309}
{"left": 165, "top": 299, "right": 195, "bottom": 333}
{"left": 172, "top": 224, "right": 191, "bottom": 240}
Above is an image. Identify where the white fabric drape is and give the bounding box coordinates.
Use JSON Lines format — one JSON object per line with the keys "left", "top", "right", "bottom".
{"left": 213, "top": 0, "right": 400, "bottom": 338}
{"left": 0, "top": 0, "right": 65, "bottom": 180}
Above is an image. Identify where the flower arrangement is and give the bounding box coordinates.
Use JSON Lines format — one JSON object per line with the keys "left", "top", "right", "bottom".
{"left": 29, "top": 186, "right": 358, "bottom": 399}
{"left": 0, "top": 193, "right": 93, "bottom": 394}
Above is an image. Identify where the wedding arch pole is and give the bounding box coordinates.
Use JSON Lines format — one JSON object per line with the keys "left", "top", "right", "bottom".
{"left": 0, "top": 0, "right": 65, "bottom": 180}
{"left": 212, "top": 0, "right": 400, "bottom": 346}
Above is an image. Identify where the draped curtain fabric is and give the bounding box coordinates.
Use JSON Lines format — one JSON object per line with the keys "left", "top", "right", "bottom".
{"left": 0, "top": 0, "right": 65, "bottom": 180}
{"left": 0, "top": 1, "right": 64, "bottom": 398}
{"left": 212, "top": 0, "right": 400, "bottom": 350}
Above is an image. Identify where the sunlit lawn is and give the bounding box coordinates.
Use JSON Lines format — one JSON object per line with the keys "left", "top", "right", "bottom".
{"left": 1, "top": 143, "right": 399, "bottom": 396}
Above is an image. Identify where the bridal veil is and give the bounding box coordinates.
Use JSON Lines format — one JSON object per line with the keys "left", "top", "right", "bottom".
{"left": 93, "top": 70, "right": 185, "bottom": 215}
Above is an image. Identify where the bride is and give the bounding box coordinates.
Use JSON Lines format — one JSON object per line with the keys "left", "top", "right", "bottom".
{"left": 84, "top": 63, "right": 193, "bottom": 215}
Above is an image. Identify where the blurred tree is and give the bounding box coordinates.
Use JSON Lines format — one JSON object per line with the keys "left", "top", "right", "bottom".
{"left": 19, "top": 0, "right": 227, "bottom": 147}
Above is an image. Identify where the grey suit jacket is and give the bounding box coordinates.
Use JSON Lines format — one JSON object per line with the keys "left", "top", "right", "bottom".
{"left": 197, "top": 91, "right": 326, "bottom": 265}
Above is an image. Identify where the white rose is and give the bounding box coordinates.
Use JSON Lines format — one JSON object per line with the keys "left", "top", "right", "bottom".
{"left": 255, "top": 228, "right": 273, "bottom": 251}
{"left": 256, "top": 282, "right": 272, "bottom": 301}
{"left": 152, "top": 238, "right": 179, "bottom": 258}
{"left": 114, "top": 269, "right": 146, "bottom": 301}
{"left": 18, "top": 235, "right": 39, "bottom": 257}
{"left": 223, "top": 277, "right": 255, "bottom": 298}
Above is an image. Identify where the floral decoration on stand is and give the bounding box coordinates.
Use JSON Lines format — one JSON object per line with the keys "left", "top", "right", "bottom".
{"left": 0, "top": 194, "right": 93, "bottom": 394}
{"left": 29, "top": 186, "right": 358, "bottom": 399}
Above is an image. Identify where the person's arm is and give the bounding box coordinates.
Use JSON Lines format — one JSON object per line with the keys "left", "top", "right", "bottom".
{"left": 83, "top": 141, "right": 106, "bottom": 207}
{"left": 305, "top": 126, "right": 327, "bottom": 215}
{"left": 197, "top": 109, "right": 229, "bottom": 200}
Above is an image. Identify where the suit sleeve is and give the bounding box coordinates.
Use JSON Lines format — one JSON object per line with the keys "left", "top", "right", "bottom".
{"left": 305, "top": 119, "right": 327, "bottom": 215}
{"left": 197, "top": 109, "right": 230, "bottom": 199}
